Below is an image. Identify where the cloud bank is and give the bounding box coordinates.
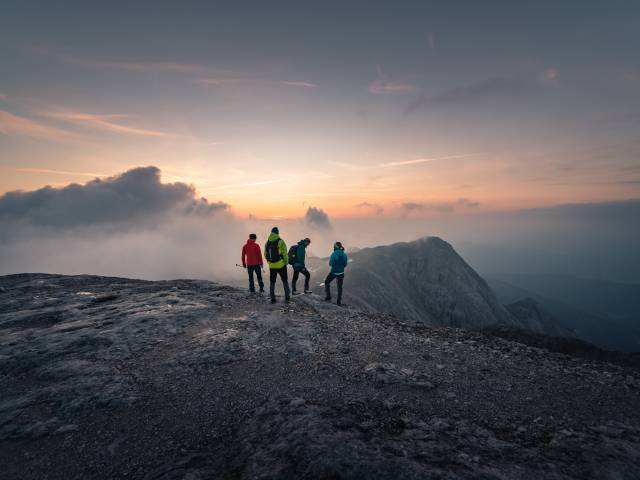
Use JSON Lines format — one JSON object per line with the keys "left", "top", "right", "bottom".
{"left": 0, "top": 166, "right": 227, "bottom": 230}
{"left": 0, "top": 167, "right": 241, "bottom": 280}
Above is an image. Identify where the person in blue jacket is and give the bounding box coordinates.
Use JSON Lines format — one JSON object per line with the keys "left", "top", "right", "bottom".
{"left": 324, "top": 241, "right": 348, "bottom": 305}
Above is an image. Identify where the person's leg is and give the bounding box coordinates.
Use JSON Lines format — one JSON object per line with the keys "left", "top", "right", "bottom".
{"left": 279, "top": 267, "right": 291, "bottom": 301}
{"left": 269, "top": 268, "right": 277, "bottom": 302}
{"left": 247, "top": 266, "right": 255, "bottom": 293}
{"left": 324, "top": 273, "right": 335, "bottom": 300}
{"left": 291, "top": 267, "right": 300, "bottom": 293}
{"left": 302, "top": 267, "right": 311, "bottom": 292}
{"left": 255, "top": 267, "right": 264, "bottom": 292}
{"left": 336, "top": 274, "right": 344, "bottom": 305}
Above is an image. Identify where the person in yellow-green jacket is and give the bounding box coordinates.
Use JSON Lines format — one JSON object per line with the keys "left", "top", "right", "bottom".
{"left": 264, "top": 227, "right": 291, "bottom": 304}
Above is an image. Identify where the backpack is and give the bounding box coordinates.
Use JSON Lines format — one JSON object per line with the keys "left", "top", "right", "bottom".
{"left": 265, "top": 239, "right": 281, "bottom": 263}
{"left": 288, "top": 245, "right": 298, "bottom": 265}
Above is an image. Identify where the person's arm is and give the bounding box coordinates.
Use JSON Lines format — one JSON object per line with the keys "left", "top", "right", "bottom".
{"left": 343, "top": 252, "right": 348, "bottom": 268}
{"left": 257, "top": 244, "right": 264, "bottom": 267}
{"left": 241, "top": 245, "right": 247, "bottom": 268}
{"left": 297, "top": 243, "right": 305, "bottom": 265}
{"left": 329, "top": 252, "right": 334, "bottom": 267}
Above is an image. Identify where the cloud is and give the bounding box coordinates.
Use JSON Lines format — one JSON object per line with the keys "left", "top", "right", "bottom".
{"left": 0, "top": 110, "right": 76, "bottom": 142}
{"left": 401, "top": 201, "right": 440, "bottom": 212}
{"left": 42, "top": 111, "right": 176, "bottom": 138}
{"left": 195, "top": 78, "right": 318, "bottom": 88}
{"left": 0, "top": 166, "right": 243, "bottom": 281}
{"left": 401, "top": 198, "right": 480, "bottom": 214}
{"left": 428, "top": 33, "right": 436, "bottom": 51}
{"left": 278, "top": 81, "right": 319, "bottom": 88}
{"left": 0, "top": 166, "right": 227, "bottom": 229}
{"left": 32, "top": 46, "right": 211, "bottom": 74}
{"left": 304, "top": 206, "right": 332, "bottom": 230}
{"left": 405, "top": 77, "right": 529, "bottom": 114}
{"left": 368, "top": 64, "right": 417, "bottom": 95}
{"left": 354, "top": 202, "right": 384, "bottom": 215}
{"left": 456, "top": 198, "right": 480, "bottom": 208}
{"left": 368, "top": 80, "right": 417, "bottom": 94}
{"left": 33, "top": 46, "right": 318, "bottom": 89}
{"left": 16, "top": 167, "right": 108, "bottom": 178}
{"left": 542, "top": 68, "right": 559, "bottom": 82}
{"left": 381, "top": 153, "right": 475, "bottom": 168}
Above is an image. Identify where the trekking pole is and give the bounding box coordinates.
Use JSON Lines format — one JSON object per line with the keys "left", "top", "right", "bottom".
{"left": 235, "top": 263, "right": 246, "bottom": 269}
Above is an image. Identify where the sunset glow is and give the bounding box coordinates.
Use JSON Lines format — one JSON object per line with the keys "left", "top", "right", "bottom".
{"left": 1, "top": 3, "right": 639, "bottom": 220}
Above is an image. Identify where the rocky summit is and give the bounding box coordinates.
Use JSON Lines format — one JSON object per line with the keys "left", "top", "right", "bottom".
{"left": 1, "top": 274, "right": 640, "bottom": 479}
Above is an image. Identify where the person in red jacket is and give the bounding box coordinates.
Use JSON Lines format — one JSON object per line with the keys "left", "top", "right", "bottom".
{"left": 241, "top": 233, "right": 264, "bottom": 293}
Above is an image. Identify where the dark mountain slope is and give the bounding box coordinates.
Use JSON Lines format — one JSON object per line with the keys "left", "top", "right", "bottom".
{"left": 2, "top": 274, "right": 640, "bottom": 479}
{"left": 494, "top": 273, "right": 640, "bottom": 325}
{"left": 504, "top": 297, "right": 572, "bottom": 337}
{"left": 488, "top": 277, "right": 640, "bottom": 352}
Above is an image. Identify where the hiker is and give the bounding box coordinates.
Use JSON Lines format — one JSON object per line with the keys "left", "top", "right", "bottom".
{"left": 324, "top": 241, "right": 348, "bottom": 305}
{"left": 241, "top": 233, "right": 264, "bottom": 293}
{"left": 290, "top": 237, "right": 312, "bottom": 295}
{"left": 264, "top": 227, "right": 290, "bottom": 304}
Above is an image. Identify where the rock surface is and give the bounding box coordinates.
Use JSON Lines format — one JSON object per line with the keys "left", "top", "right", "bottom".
{"left": 1, "top": 273, "right": 640, "bottom": 479}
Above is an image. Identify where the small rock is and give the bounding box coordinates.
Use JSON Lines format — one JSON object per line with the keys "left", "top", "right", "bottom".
{"left": 289, "top": 397, "right": 306, "bottom": 408}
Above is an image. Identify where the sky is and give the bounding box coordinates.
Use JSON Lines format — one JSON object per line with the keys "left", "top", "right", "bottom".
{"left": 1, "top": 1, "right": 639, "bottom": 220}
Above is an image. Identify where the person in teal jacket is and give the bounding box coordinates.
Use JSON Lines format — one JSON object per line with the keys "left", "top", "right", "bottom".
{"left": 292, "top": 237, "right": 311, "bottom": 295}
{"left": 264, "top": 227, "right": 290, "bottom": 303}
{"left": 324, "top": 241, "right": 348, "bottom": 305}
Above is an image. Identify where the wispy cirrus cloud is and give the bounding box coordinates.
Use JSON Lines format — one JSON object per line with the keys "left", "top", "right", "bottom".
{"left": 0, "top": 110, "right": 77, "bottom": 142}
{"left": 15, "top": 167, "right": 108, "bottom": 178}
{"left": 33, "top": 45, "right": 318, "bottom": 89}
{"left": 405, "top": 77, "right": 529, "bottom": 113}
{"left": 381, "top": 153, "right": 475, "bottom": 168}
{"left": 32, "top": 45, "right": 211, "bottom": 74}
{"left": 368, "top": 79, "right": 417, "bottom": 94}
{"left": 368, "top": 64, "right": 418, "bottom": 95}
{"left": 42, "top": 111, "right": 177, "bottom": 138}
{"left": 195, "top": 77, "right": 318, "bottom": 88}
{"left": 428, "top": 33, "right": 436, "bottom": 51}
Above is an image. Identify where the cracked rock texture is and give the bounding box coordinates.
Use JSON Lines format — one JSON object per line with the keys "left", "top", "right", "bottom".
{"left": 1, "top": 273, "right": 639, "bottom": 479}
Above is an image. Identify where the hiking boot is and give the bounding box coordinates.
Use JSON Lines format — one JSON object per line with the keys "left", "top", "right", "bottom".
{"left": 324, "top": 296, "right": 331, "bottom": 302}
{"left": 285, "top": 297, "right": 291, "bottom": 304}
{"left": 292, "top": 291, "right": 301, "bottom": 296}
{"left": 270, "top": 298, "right": 276, "bottom": 304}
{"left": 304, "top": 290, "right": 312, "bottom": 294}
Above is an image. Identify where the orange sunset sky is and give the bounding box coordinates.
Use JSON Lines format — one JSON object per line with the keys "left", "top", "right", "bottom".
{"left": 1, "top": 2, "right": 639, "bottom": 219}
